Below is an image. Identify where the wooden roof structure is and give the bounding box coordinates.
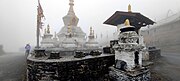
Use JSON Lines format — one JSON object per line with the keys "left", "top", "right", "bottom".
{"left": 104, "top": 11, "right": 155, "bottom": 30}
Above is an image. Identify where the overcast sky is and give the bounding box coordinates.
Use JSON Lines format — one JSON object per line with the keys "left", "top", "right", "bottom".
{"left": 0, "top": 0, "right": 180, "bottom": 52}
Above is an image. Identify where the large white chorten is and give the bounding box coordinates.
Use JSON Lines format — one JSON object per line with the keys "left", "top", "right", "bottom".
{"left": 57, "top": 0, "right": 86, "bottom": 48}
{"left": 40, "top": 0, "right": 100, "bottom": 49}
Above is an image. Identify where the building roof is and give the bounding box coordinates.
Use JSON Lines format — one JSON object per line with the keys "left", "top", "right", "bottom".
{"left": 104, "top": 11, "right": 155, "bottom": 29}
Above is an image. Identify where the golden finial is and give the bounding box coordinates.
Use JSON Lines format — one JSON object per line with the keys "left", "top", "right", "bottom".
{"left": 47, "top": 24, "right": 50, "bottom": 34}
{"left": 128, "top": 4, "right": 132, "bottom": 12}
{"left": 67, "top": 24, "right": 72, "bottom": 33}
{"left": 124, "top": 19, "right": 131, "bottom": 26}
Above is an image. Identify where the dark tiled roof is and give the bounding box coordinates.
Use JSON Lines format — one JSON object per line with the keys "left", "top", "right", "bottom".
{"left": 104, "top": 11, "right": 155, "bottom": 28}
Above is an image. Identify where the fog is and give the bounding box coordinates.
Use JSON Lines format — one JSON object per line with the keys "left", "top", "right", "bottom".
{"left": 0, "top": 0, "right": 180, "bottom": 52}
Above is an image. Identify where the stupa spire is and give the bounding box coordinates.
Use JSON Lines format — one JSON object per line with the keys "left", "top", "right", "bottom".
{"left": 47, "top": 24, "right": 50, "bottom": 34}
{"left": 68, "top": 0, "right": 75, "bottom": 15}
{"left": 63, "top": 0, "right": 79, "bottom": 26}
{"left": 54, "top": 32, "right": 57, "bottom": 38}
{"left": 90, "top": 27, "right": 93, "bottom": 36}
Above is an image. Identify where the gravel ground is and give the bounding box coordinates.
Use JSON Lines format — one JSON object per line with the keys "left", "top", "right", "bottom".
{"left": 0, "top": 53, "right": 26, "bottom": 81}
{"left": 151, "top": 52, "right": 180, "bottom": 81}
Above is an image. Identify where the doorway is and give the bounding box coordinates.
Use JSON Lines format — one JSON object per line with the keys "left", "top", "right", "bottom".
{"left": 134, "top": 51, "right": 139, "bottom": 65}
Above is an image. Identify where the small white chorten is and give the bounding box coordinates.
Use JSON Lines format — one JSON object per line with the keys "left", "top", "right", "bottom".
{"left": 86, "top": 27, "right": 99, "bottom": 48}
{"left": 41, "top": 24, "right": 54, "bottom": 47}
{"left": 114, "top": 19, "right": 143, "bottom": 71}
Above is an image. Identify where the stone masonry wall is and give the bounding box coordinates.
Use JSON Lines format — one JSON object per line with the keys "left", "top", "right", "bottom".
{"left": 27, "top": 55, "right": 114, "bottom": 81}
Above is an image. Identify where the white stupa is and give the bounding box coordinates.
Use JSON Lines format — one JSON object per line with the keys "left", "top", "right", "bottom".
{"left": 57, "top": 0, "right": 86, "bottom": 48}
{"left": 61, "top": 26, "right": 78, "bottom": 48}
{"left": 41, "top": 25, "right": 54, "bottom": 47}
{"left": 114, "top": 19, "right": 143, "bottom": 71}
{"left": 40, "top": 0, "right": 100, "bottom": 49}
{"left": 86, "top": 27, "right": 99, "bottom": 48}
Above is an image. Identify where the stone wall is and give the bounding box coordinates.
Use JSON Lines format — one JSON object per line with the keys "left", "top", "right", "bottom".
{"left": 148, "top": 47, "right": 161, "bottom": 61}
{"left": 109, "top": 67, "right": 151, "bottom": 81}
{"left": 27, "top": 55, "right": 114, "bottom": 81}
{"left": 141, "top": 16, "right": 180, "bottom": 53}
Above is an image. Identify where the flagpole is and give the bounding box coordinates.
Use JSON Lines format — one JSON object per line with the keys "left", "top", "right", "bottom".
{"left": 36, "top": 0, "right": 45, "bottom": 48}
{"left": 36, "top": 0, "right": 41, "bottom": 48}
{"left": 36, "top": 8, "right": 40, "bottom": 48}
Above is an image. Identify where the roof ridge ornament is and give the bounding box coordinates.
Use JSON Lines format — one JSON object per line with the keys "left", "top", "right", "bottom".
{"left": 128, "top": 4, "right": 132, "bottom": 12}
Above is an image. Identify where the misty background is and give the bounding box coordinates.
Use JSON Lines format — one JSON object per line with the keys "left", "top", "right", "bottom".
{"left": 0, "top": 0, "right": 180, "bottom": 52}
